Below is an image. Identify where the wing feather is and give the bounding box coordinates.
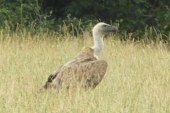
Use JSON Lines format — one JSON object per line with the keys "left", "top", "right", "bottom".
{"left": 49, "top": 60, "right": 108, "bottom": 90}
{"left": 43, "top": 56, "right": 98, "bottom": 89}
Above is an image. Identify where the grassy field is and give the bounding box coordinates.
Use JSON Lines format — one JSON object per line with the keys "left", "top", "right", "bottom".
{"left": 0, "top": 32, "right": 169, "bottom": 113}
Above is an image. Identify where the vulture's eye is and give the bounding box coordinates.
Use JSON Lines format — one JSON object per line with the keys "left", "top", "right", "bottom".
{"left": 103, "top": 25, "right": 107, "bottom": 27}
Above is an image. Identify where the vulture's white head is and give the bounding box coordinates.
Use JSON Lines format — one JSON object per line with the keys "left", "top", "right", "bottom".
{"left": 91, "top": 22, "right": 117, "bottom": 54}
{"left": 92, "top": 22, "right": 117, "bottom": 36}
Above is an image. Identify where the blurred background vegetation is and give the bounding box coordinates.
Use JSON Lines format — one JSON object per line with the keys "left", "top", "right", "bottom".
{"left": 0, "top": 0, "right": 170, "bottom": 40}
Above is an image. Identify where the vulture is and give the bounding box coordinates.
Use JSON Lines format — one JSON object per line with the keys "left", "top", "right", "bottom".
{"left": 43, "top": 22, "right": 117, "bottom": 91}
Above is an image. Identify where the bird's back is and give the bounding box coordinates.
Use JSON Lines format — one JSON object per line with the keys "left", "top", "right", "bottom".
{"left": 43, "top": 47, "right": 108, "bottom": 91}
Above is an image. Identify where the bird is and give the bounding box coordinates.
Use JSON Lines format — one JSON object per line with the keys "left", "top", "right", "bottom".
{"left": 43, "top": 22, "right": 117, "bottom": 91}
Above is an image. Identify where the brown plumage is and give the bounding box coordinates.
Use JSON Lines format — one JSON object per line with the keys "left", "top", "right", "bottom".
{"left": 43, "top": 22, "right": 117, "bottom": 91}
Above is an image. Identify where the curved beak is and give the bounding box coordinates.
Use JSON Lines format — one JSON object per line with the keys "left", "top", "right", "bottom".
{"left": 107, "top": 25, "right": 117, "bottom": 32}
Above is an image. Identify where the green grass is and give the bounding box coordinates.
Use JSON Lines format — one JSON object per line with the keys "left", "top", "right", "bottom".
{"left": 0, "top": 32, "right": 169, "bottom": 113}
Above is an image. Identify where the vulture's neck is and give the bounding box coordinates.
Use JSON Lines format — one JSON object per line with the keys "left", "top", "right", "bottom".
{"left": 91, "top": 31, "right": 104, "bottom": 54}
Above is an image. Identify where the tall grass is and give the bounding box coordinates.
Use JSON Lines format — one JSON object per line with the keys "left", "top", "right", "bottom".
{"left": 0, "top": 30, "right": 169, "bottom": 113}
